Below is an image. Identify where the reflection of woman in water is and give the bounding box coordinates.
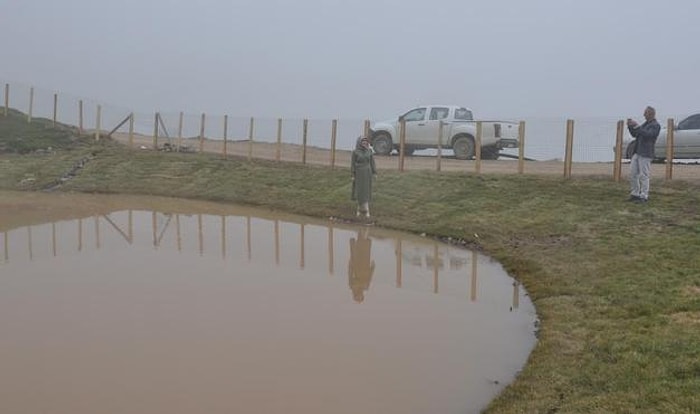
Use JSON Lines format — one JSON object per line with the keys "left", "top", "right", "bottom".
{"left": 348, "top": 227, "right": 375, "bottom": 303}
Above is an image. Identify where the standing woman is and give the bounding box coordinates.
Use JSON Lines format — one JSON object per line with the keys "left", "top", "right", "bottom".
{"left": 351, "top": 136, "right": 377, "bottom": 217}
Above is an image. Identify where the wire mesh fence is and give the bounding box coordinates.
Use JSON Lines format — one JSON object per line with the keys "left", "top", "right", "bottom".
{"left": 2, "top": 80, "right": 698, "bottom": 181}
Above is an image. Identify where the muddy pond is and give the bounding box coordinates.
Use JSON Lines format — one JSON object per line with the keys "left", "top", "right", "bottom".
{"left": 0, "top": 191, "right": 537, "bottom": 414}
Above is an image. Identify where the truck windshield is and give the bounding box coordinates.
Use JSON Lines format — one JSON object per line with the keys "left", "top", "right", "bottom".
{"left": 455, "top": 108, "right": 473, "bottom": 120}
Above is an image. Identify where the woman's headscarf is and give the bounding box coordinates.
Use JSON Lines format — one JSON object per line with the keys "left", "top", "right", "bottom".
{"left": 355, "top": 136, "right": 370, "bottom": 150}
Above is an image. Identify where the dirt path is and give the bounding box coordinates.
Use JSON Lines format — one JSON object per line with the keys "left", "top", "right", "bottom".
{"left": 110, "top": 133, "right": 699, "bottom": 182}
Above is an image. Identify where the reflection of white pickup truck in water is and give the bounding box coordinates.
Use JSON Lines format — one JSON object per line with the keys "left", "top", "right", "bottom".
{"left": 369, "top": 105, "right": 519, "bottom": 160}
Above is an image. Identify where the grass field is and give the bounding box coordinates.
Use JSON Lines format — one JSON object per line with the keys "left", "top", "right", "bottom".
{"left": 2, "top": 111, "right": 700, "bottom": 413}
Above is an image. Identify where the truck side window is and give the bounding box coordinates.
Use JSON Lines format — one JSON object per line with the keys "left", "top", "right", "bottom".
{"left": 403, "top": 108, "right": 426, "bottom": 122}
{"left": 454, "top": 108, "right": 473, "bottom": 120}
{"left": 429, "top": 107, "right": 449, "bottom": 120}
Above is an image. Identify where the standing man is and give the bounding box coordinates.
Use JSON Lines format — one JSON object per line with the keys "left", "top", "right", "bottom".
{"left": 627, "top": 106, "right": 660, "bottom": 203}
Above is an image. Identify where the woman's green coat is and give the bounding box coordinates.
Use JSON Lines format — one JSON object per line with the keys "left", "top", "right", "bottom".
{"left": 351, "top": 140, "right": 377, "bottom": 204}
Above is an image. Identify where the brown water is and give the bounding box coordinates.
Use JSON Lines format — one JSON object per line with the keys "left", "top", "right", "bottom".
{"left": 0, "top": 192, "right": 537, "bottom": 414}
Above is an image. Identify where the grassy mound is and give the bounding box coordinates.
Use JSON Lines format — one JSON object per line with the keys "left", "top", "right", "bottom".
{"left": 0, "top": 108, "right": 84, "bottom": 153}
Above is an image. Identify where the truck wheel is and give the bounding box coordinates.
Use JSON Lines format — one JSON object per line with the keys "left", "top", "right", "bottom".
{"left": 452, "top": 135, "right": 475, "bottom": 160}
{"left": 372, "top": 133, "right": 393, "bottom": 156}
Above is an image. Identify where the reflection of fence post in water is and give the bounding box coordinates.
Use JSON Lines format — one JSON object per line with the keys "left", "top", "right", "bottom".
{"left": 221, "top": 216, "right": 227, "bottom": 260}
{"left": 27, "top": 227, "right": 33, "bottom": 260}
{"left": 246, "top": 216, "right": 252, "bottom": 262}
{"left": 52, "top": 223, "right": 57, "bottom": 257}
{"left": 4, "top": 232, "right": 8, "bottom": 262}
{"left": 198, "top": 214, "right": 204, "bottom": 256}
{"left": 433, "top": 243, "right": 439, "bottom": 294}
{"left": 395, "top": 239, "right": 402, "bottom": 288}
{"left": 328, "top": 224, "right": 334, "bottom": 275}
{"left": 151, "top": 212, "right": 157, "bottom": 247}
{"left": 175, "top": 214, "right": 182, "bottom": 252}
{"left": 299, "top": 224, "right": 305, "bottom": 269}
{"left": 128, "top": 210, "right": 133, "bottom": 243}
{"left": 78, "top": 219, "right": 83, "bottom": 252}
{"left": 471, "top": 250, "right": 478, "bottom": 301}
{"left": 512, "top": 281, "right": 520, "bottom": 310}
{"left": 274, "top": 220, "right": 280, "bottom": 265}
{"left": 95, "top": 216, "right": 101, "bottom": 249}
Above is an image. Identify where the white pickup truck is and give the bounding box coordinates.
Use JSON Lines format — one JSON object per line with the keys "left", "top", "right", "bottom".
{"left": 369, "top": 105, "right": 519, "bottom": 160}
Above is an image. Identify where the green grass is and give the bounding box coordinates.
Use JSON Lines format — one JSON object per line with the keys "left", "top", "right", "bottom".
{"left": 1, "top": 117, "right": 700, "bottom": 413}
{"left": 0, "top": 108, "right": 85, "bottom": 153}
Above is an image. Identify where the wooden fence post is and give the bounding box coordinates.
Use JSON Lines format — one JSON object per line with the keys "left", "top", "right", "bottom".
{"left": 475, "top": 121, "right": 482, "bottom": 174}
{"left": 363, "top": 119, "right": 370, "bottom": 138}
{"left": 153, "top": 112, "right": 159, "bottom": 149}
{"left": 52, "top": 93, "right": 58, "bottom": 127}
{"left": 128, "top": 113, "right": 134, "bottom": 149}
{"left": 177, "top": 111, "right": 184, "bottom": 151}
{"left": 3, "top": 83, "right": 8, "bottom": 116}
{"left": 28, "top": 87, "right": 34, "bottom": 123}
{"left": 199, "top": 113, "right": 206, "bottom": 153}
{"left": 223, "top": 115, "right": 228, "bottom": 158}
{"left": 665, "top": 118, "right": 675, "bottom": 181}
{"left": 330, "top": 119, "right": 337, "bottom": 169}
{"left": 248, "top": 117, "right": 254, "bottom": 161}
{"left": 78, "top": 100, "right": 84, "bottom": 135}
{"left": 399, "top": 118, "right": 406, "bottom": 172}
{"left": 518, "top": 120, "right": 526, "bottom": 174}
{"left": 564, "top": 119, "right": 574, "bottom": 178}
{"left": 436, "top": 120, "right": 443, "bottom": 172}
{"left": 95, "top": 105, "right": 102, "bottom": 141}
{"left": 302, "top": 118, "right": 308, "bottom": 164}
{"left": 276, "top": 118, "right": 282, "bottom": 162}
{"left": 613, "top": 120, "right": 624, "bottom": 182}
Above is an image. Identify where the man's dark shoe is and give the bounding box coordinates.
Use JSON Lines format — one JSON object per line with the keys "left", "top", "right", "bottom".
{"left": 627, "top": 195, "right": 641, "bottom": 202}
{"left": 634, "top": 197, "right": 648, "bottom": 203}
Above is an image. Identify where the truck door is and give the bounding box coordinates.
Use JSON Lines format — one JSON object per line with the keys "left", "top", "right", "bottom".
{"left": 401, "top": 107, "right": 428, "bottom": 145}
{"left": 424, "top": 106, "right": 451, "bottom": 146}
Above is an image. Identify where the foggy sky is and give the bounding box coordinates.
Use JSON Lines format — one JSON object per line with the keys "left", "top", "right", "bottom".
{"left": 2, "top": 0, "right": 699, "bottom": 120}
